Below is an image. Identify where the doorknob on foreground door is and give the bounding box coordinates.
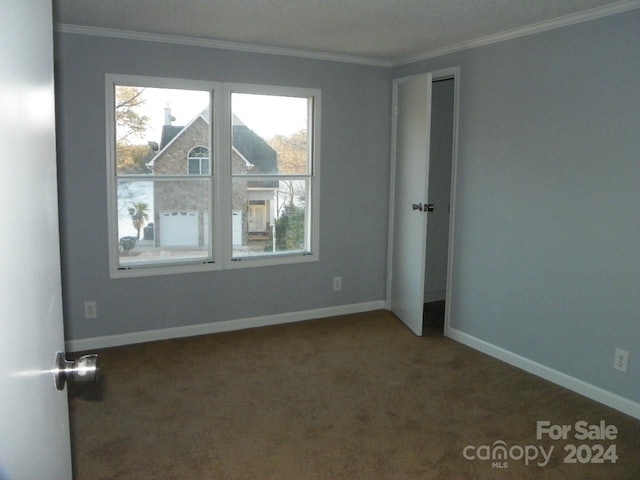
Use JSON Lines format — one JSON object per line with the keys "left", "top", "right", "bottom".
{"left": 54, "top": 352, "right": 100, "bottom": 391}
{"left": 412, "top": 203, "right": 423, "bottom": 211}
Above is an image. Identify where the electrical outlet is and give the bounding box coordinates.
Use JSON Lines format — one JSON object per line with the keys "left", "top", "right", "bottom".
{"left": 84, "top": 300, "right": 97, "bottom": 319}
{"left": 333, "top": 276, "right": 342, "bottom": 292}
{"left": 613, "top": 348, "right": 629, "bottom": 373}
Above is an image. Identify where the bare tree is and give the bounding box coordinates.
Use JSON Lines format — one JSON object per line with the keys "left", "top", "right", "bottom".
{"left": 115, "top": 86, "right": 151, "bottom": 174}
{"left": 269, "top": 130, "right": 308, "bottom": 217}
{"left": 115, "top": 86, "right": 148, "bottom": 144}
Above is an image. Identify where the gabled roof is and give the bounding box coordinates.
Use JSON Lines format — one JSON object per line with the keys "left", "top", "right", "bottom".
{"left": 146, "top": 111, "right": 277, "bottom": 174}
{"left": 232, "top": 115, "right": 277, "bottom": 175}
{"left": 159, "top": 125, "right": 183, "bottom": 150}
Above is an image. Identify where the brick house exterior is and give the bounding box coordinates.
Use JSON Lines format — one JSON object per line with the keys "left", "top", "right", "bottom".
{"left": 146, "top": 111, "right": 278, "bottom": 249}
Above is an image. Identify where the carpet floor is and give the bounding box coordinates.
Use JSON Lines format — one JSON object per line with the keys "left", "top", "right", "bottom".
{"left": 68, "top": 310, "right": 640, "bottom": 479}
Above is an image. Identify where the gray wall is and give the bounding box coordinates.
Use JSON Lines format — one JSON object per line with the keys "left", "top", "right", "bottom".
{"left": 395, "top": 10, "right": 640, "bottom": 403}
{"left": 54, "top": 33, "right": 391, "bottom": 341}
{"left": 55, "top": 9, "right": 639, "bottom": 407}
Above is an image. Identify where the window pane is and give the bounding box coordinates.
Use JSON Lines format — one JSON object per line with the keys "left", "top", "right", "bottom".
{"left": 232, "top": 178, "right": 308, "bottom": 258}
{"left": 187, "top": 158, "right": 200, "bottom": 175}
{"left": 117, "top": 179, "right": 211, "bottom": 266}
{"left": 114, "top": 86, "right": 210, "bottom": 176}
{"left": 231, "top": 93, "right": 309, "bottom": 175}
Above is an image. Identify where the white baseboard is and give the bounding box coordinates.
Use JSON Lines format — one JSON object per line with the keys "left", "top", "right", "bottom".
{"left": 67, "top": 303, "right": 639, "bottom": 420}
{"left": 65, "top": 300, "right": 386, "bottom": 352}
{"left": 445, "top": 326, "right": 640, "bottom": 420}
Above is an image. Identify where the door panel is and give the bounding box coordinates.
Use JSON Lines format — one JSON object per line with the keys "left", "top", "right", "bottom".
{"left": 248, "top": 204, "right": 266, "bottom": 232}
{"left": 389, "top": 73, "right": 433, "bottom": 336}
{"left": 0, "top": 2, "right": 72, "bottom": 478}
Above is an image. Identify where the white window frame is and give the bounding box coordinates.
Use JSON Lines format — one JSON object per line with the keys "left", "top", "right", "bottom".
{"left": 223, "top": 83, "right": 321, "bottom": 270}
{"left": 106, "top": 74, "right": 320, "bottom": 278}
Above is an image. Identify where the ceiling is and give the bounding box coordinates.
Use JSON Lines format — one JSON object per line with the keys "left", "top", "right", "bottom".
{"left": 53, "top": 0, "right": 635, "bottom": 64}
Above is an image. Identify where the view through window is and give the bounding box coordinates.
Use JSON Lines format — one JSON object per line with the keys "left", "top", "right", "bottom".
{"left": 114, "top": 86, "right": 212, "bottom": 268}
{"left": 231, "top": 93, "right": 311, "bottom": 258}
{"left": 108, "top": 77, "right": 319, "bottom": 276}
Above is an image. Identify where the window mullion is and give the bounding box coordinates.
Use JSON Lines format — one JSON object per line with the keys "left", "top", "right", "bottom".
{"left": 216, "top": 85, "right": 232, "bottom": 267}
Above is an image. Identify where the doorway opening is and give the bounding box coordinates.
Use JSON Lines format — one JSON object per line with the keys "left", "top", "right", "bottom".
{"left": 423, "top": 300, "right": 446, "bottom": 331}
{"left": 387, "top": 67, "right": 458, "bottom": 337}
{"left": 422, "top": 77, "right": 455, "bottom": 334}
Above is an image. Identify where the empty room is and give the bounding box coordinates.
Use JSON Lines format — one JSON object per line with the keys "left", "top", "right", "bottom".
{"left": 1, "top": 1, "right": 639, "bottom": 479}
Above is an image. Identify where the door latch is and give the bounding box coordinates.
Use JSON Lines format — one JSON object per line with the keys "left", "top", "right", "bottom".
{"left": 412, "top": 203, "right": 434, "bottom": 212}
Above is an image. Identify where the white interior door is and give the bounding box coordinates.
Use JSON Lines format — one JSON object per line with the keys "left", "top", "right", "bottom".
{"left": 389, "top": 73, "right": 433, "bottom": 336}
{"left": 0, "top": 2, "right": 73, "bottom": 479}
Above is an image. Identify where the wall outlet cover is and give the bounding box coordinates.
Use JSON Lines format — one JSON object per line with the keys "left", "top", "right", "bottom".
{"left": 84, "top": 301, "right": 97, "bottom": 319}
{"left": 613, "top": 348, "right": 629, "bottom": 373}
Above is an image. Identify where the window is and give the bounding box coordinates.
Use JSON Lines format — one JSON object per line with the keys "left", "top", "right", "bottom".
{"left": 230, "top": 92, "right": 314, "bottom": 260}
{"left": 187, "top": 146, "right": 210, "bottom": 175}
{"left": 106, "top": 75, "right": 320, "bottom": 277}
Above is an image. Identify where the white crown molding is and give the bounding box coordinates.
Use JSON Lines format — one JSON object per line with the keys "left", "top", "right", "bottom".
{"left": 54, "top": 0, "right": 639, "bottom": 69}
{"left": 54, "top": 23, "right": 392, "bottom": 68}
{"left": 393, "top": 0, "right": 640, "bottom": 66}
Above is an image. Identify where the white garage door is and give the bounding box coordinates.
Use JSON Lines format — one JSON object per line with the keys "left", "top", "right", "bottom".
{"left": 160, "top": 211, "right": 198, "bottom": 246}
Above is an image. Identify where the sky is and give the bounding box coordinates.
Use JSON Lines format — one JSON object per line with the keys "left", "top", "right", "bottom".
{"left": 126, "top": 87, "right": 308, "bottom": 145}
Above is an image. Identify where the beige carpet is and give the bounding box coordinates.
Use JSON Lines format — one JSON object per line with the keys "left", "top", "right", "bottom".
{"left": 69, "top": 310, "right": 640, "bottom": 479}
